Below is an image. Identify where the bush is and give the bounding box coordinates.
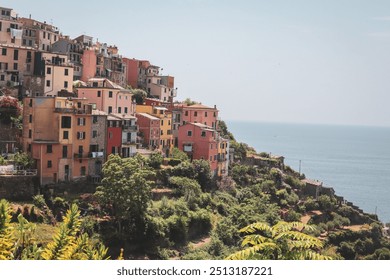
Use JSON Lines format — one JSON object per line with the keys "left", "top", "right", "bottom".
{"left": 167, "top": 215, "right": 188, "bottom": 245}
{"left": 188, "top": 210, "right": 212, "bottom": 239}
{"left": 33, "top": 195, "right": 47, "bottom": 209}
{"left": 167, "top": 158, "right": 182, "bottom": 166}
{"left": 148, "top": 152, "right": 163, "bottom": 169}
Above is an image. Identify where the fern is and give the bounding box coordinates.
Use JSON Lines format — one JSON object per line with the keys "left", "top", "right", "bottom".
{"left": 0, "top": 200, "right": 14, "bottom": 260}
{"left": 227, "top": 221, "right": 332, "bottom": 260}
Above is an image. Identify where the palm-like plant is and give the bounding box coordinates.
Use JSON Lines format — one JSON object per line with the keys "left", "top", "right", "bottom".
{"left": 0, "top": 200, "right": 14, "bottom": 260}
{"left": 226, "top": 221, "right": 331, "bottom": 260}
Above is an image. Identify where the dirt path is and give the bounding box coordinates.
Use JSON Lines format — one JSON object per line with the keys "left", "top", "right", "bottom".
{"left": 192, "top": 236, "right": 211, "bottom": 249}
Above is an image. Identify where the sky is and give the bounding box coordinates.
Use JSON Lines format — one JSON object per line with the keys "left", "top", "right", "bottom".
{"left": 2, "top": 0, "right": 390, "bottom": 126}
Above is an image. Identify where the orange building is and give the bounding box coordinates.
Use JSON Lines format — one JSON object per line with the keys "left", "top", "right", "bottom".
{"left": 23, "top": 96, "right": 94, "bottom": 185}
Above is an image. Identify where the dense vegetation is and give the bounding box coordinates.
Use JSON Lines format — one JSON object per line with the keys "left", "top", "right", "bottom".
{"left": 1, "top": 124, "right": 389, "bottom": 260}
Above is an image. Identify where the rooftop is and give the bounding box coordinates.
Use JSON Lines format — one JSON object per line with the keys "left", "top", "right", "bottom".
{"left": 136, "top": 112, "right": 160, "bottom": 121}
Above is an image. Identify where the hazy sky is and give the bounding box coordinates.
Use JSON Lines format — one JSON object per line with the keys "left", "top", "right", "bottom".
{"left": 3, "top": 0, "right": 390, "bottom": 126}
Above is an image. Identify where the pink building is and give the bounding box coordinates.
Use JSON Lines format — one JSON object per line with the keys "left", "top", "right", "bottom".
{"left": 136, "top": 112, "right": 160, "bottom": 149}
{"left": 178, "top": 123, "right": 219, "bottom": 173}
{"left": 123, "top": 58, "right": 150, "bottom": 89}
{"left": 76, "top": 78, "right": 134, "bottom": 115}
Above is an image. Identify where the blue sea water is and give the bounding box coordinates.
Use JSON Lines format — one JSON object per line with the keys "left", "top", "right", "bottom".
{"left": 227, "top": 121, "right": 390, "bottom": 223}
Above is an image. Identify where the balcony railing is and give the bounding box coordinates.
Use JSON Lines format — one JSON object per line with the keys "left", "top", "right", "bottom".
{"left": 122, "top": 139, "right": 137, "bottom": 145}
{"left": 122, "top": 125, "right": 138, "bottom": 131}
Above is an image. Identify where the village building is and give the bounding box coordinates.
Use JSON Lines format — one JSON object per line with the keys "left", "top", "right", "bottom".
{"left": 76, "top": 78, "right": 134, "bottom": 115}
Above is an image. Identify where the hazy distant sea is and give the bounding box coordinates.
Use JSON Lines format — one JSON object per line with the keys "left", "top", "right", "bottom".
{"left": 227, "top": 121, "right": 390, "bottom": 223}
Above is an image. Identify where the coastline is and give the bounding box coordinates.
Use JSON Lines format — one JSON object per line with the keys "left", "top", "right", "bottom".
{"left": 226, "top": 120, "right": 390, "bottom": 223}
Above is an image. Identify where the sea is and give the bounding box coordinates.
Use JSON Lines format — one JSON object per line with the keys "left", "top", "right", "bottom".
{"left": 227, "top": 121, "right": 390, "bottom": 223}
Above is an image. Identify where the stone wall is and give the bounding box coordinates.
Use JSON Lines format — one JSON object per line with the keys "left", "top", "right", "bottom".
{"left": 0, "top": 175, "right": 39, "bottom": 201}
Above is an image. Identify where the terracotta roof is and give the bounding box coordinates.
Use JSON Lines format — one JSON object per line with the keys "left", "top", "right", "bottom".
{"left": 92, "top": 110, "right": 107, "bottom": 116}
{"left": 187, "top": 103, "right": 217, "bottom": 110}
{"left": 136, "top": 112, "right": 160, "bottom": 120}
{"left": 107, "top": 115, "right": 121, "bottom": 121}
{"left": 110, "top": 113, "right": 136, "bottom": 119}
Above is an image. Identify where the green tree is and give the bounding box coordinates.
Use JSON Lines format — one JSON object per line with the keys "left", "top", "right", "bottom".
{"left": 218, "top": 120, "right": 235, "bottom": 141}
{"left": 13, "top": 152, "right": 33, "bottom": 169}
{"left": 131, "top": 89, "right": 147, "bottom": 105}
{"left": 95, "top": 155, "right": 155, "bottom": 235}
{"left": 226, "top": 221, "right": 331, "bottom": 260}
{"left": 192, "top": 159, "right": 212, "bottom": 191}
{"left": 148, "top": 152, "right": 163, "bottom": 169}
{"left": 171, "top": 147, "right": 189, "bottom": 161}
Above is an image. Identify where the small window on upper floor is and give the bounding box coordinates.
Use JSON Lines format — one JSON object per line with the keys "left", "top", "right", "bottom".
{"left": 187, "top": 131, "right": 192, "bottom": 137}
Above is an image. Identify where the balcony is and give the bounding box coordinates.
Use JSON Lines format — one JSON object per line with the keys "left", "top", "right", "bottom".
{"left": 55, "top": 108, "right": 76, "bottom": 114}
{"left": 122, "top": 125, "right": 138, "bottom": 131}
{"left": 90, "top": 152, "right": 104, "bottom": 158}
{"left": 122, "top": 139, "right": 137, "bottom": 145}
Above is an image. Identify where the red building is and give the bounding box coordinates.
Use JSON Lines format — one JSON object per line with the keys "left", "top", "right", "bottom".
{"left": 106, "top": 115, "right": 122, "bottom": 158}
{"left": 123, "top": 58, "right": 150, "bottom": 89}
{"left": 178, "top": 122, "right": 219, "bottom": 173}
{"left": 136, "top": 112, "right": 160, "bottom": 149}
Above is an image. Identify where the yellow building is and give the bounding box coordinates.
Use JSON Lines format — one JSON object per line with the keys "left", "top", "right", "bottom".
{"left": 217, "top": 137, "right": 230, "bottom": 177}
{"left": 136, "top": 104, "right": 173, "bottom": 156}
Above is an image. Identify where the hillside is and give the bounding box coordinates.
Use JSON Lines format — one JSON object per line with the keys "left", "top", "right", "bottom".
{"left": 1, "top": 122, "right": 389, "bottom": 260}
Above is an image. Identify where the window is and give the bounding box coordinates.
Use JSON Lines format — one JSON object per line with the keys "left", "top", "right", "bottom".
{"left": 13, "top": 63, "right": 17, "bottom": 70}
{"left": 210, "top": 156, "right": 212, "bottom": 161}
{"left": 194, "top": 111, "right": 198, "bottom": 117}
{"left": 118, "top": 107, "right": 121, "bottom": 113}
{"left": 205, "top": 112, "right": 208, "bottom": 117}
{"left": 46, "top": 67, "right": 51, "bottom": 74}
{"left": 29, "top": 99, "right": 33, "bottom": 107}
{"left": 13, "top": 50, "right": 18, "bottom": 60}
{"left": 185, "top": 111, "right": 188, "bottom": 116}
{"left": 80, "top": 166, "right": 86, "bottom": 176}
{"left": 0, "top": 75, "right": 4, "bottom": 81}
{"left": 124, "top": 107, "right": 128, "bottom": 114}
{"left": 161, "top": 120, "right": 164, "bottom": 126}
{"left": 61, "top": 116, "right": 71, "bottom": 128}
{"left": 213, "top": 112, "right": 216, "bottom": 117}
{"left": 93, "top": 116, "right": 98, "bottom": 123}
{"left": 77, "top": 118, "right": 85, "bottom": 126}
{"left": 28, "top": 144, "right": 31, "bottom": 152}
{"left": 29, "top": 114, "right": 32, "bottom": 123}
{"left": 28, "top": 129, "right": 32, "bottom": 138}
{"left": 77, "top": 132, "right": 86, "bottom": 139}
{"left": 64, "top": 68, "right": 69, "bottom": 76}
{"left": 63, "top": 131, "right": 69, "bottom": 139}
{"left": 97, "top": 90, "right": 101, "bottom": 97}
{"left": 2, "top": 48, "right": 6, "bottom": 56}
{"left": 108, "top": 106, "right": 112, "bottom": 114}
{"left": 47, "top": 160, "right": 52, "bottom": 168}
{"left": 46, "top": 80, "right": 51, "bottom": 87}
{"left": 161, "top": 130, "right": 163, "bottom": 135}
{"left": 64, "top": 81, "right": 68, "bottom": 88}
{"left": 92, "top": 130, "right": 97, "bottom": 138}
{"left": 47, "top": 145, "right": 52, "bottom": 153}
{"left": 111, "top": 147, "right": 116, "bottom": 154}
{"left": 109, "top": 91, "right": 113, "bottom": 98}
{"left": 187, "top": 131, "right": 192, "bottom": 137}
{"left": 42, "top": 44, "right": 45, "bottom": 50}
{"left": 201, "top": 131, "right": 206, "bottom": 137}
{"left": 62, "top": 146, "right": 68, "bottom": 158}
{"left": 109, "top": 132, "right": 113, "bottom": 139}
{"left": 148, "top": 79, "right": 151, "bottom": 83}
